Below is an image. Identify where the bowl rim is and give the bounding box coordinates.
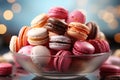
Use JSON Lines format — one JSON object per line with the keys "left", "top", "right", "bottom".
{"left": 12, "top": 50, "right": 112, "bottom": 57}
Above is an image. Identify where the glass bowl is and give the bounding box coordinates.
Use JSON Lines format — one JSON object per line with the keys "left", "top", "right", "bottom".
{"left": 13, "top": 51, "right": 111, "bottom": 79}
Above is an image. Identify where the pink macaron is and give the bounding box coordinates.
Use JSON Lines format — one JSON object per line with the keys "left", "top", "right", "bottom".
{"left": 100, "top": 64, "right": 120, "bottom": 73}
{"left": 49, "top": 35, "right": 71, "bottom": 51}
{"left": 67, "top": 10, "right": 86, "bottom": 24}
{"left": 18, "top": 45, "right": 33, "bottom": 55}
{"left": 15, "top": 45, "right": 33, "bottom": 68}
{"left": 100, "top": 64, "right": 120, "bottom": 77}
{"left": 89, "top": 39, "right": 110, "bottom": 53}
{"left": 72, "top": 40, "right": 95, "bottom": 55}
{"left": 104, "top": 56, "right": 120, "bottom": 66}
{"left": 48, "top": 6, "right": 68, "bottom": 20}
{"left": 54, "top": 50, "right": 72, "bottom": 72}
{"left": 0, "top": 63, "right": 13, "bottom": 76}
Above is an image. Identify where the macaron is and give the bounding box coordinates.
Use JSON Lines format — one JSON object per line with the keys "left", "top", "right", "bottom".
{"left": 100, "top": 64, "right": 120, "bottom": 77}
{"left": 105, "top": 75, "right": 120, "bottom": 80}
{"left": 18, "top": 26, "right": 31, "bottom": 47}
{"left": 72, "top": 40, "right": 95, "bottom": 55}
{"left": 31, "top": 13, "right": 49, "bottom": 28}
{"left": 100, "top": 64, "right": 120, "bottom": 73}
{"left": 86, "top": 22, "right": 99, "bottom": 40}
{"left": 18, "top": 45, "right": 33, "bottom": 55}
{"left": 67, "top": 10, "right": 86, "bottom": 24}
{"left": 67, "top": 22, "right": 90, "bottom": 40}
{"left": 48, "top": 6, "right": 68, "bottom": 20}
{"left": 9, "top": 35, "right": 19, "bottom": 52}
{"left": 89, "top": 39, "right": 110, "bottom": 53}
{"left": 45, "top": 18, "right": 67, "bottom": 35}
{"left": 113, "top": 49, "right": 120, "bottom": 58}
{"left": 96, "top": 31, "right": 106, "bottom": 40}
{"left": 0, "top": 62, "right": 13, "bottom": 76}
{"left": 27, "top": 28, "right": 49, "bottom": 45}
{"left": 49, "top": 35, "right": 71, "bottom": 51}
{"left": 54, "top": 50, "right": 72, "bottom": 72}
{"left": 31, "top": 46, "right": 51, "bottom": 67}
{"left": 104, "top": 56, "right": 120, "bottom": 66}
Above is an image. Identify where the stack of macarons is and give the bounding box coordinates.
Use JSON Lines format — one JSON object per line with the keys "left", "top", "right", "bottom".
{"left": 9, "top": 6, "right": 111, "bottom": 72}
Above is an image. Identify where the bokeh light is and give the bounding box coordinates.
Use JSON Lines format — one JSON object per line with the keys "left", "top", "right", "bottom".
{"left": 108, "top": 19, "right": 118, "bottom": 30}
{"left": 12, "top": 3, "right": 21, "bottom": 13}
{"left": 114, "top": 33, "right": 120, "bottom": 43}
{"left": 7, "top": 0, "right": 16, "bottom": 4}
{"left": 3, "top": 10, "right": 14, "bottom": 20}
{"left": 98, "top": 10, "right": 118, "bottom": 30}
{"left": 0, "top": 24, "right": 7, "bottom": 34}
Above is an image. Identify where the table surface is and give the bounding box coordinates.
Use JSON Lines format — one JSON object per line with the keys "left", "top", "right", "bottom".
{"left": 0, "top": 68, "right": 100, "bottom": 80}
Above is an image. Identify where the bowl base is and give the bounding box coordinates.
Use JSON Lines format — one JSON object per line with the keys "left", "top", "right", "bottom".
{"left": 37, "top": 73, "right": 87, "bottom": 80}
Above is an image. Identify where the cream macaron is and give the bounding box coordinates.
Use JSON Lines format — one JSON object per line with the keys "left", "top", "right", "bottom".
{"left": 27, "top": 28, "right": 49, "bottom": 45}
{"left": 31, "top": 45, "right": 51, "bottom": 67}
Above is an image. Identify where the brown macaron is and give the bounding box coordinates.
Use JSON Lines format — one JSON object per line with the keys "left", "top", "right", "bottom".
{"left": 86, "top": 22, "right": 99, "bottom": 40}
{"left": 45, "top": 18, "right": 68, "bottom": 35}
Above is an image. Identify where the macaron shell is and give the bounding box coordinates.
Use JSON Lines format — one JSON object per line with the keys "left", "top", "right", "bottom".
{"left": 18, "top": 26, "right": 27, "bottom": 48}
{"left": 31, "top": 13, "right": 49, "bottom": 28}
{"left": 69, "top": 22, "right": 90, "bottom": 34}
{"left": 67, "top": 22, "right": 90, "bottom": 40}
{"left": 50, "top": 35, "right": 71, "bottom": 43}
{"left": 58, "top": 51, "right": 72, "bottom": 72}
{"left": 48, "top": 7, "right": 68, "bottom": 20}
{"left": 67, "top": 28, "right": 87, "bottom": 40}
{"left": 16, "top": 37, "right": 20, "bottom": 52}
{"left": 89, "top": 39, "right": 110, "bottom": 53}
{"left": 31, "top": 46, "right": 51, "bottom": 67}
{"left": 89, "top": 40, "right": 103, "bottom": 53}
{"left": 86, "top": 22, "right": 99, "bottom": 40}
{"left": 100, "top": 64, "right": 120, "bottom": 73}
{"left": 54, "top": 50, "right": 72, "bottom": 72}
{"left": 49, "top": 43, "right": 71, "bottom": 50}
{"left": 28, "top": 37, "right": 49, "bottom": 45}
{"left": 105, "top": 75, "right": 120, "bottom": 80}
{"left": 27, "top": 28, "right": 48, "bottom": 45}
{"left": 104, "top": 56, "right": 120, "bottom": 67}
{"left": 101, "top": 40, "right": 110, "bottom": 52}
{"left": 100, "top": 64, "right": 120, "bottom": 78}
{"left": 22, "top": 27, "right": 31, "bottom": 46}
{"left": 97, "top": 40, "right": 106, "bottom": 53}
{"left": 27, "top": 28, "right": 48, "bottom": 39}
{"left": 9, "top": 35, "right": 18, "bottom": 52}
{"left": 0, "top": 63, "right": 13, "bottom": 76}
{"left": 49, "top": 35, "right": 71, "bottom": 50}
{"left": 73, "top": 41, "right": 95, "bottom": 55}
{"left": 97, "top": 31, "right": 106, "bottom": 40}
{"left": 18, "top": 45, "right": 33, "bottom": 55}
{"left": 45, "top": 18, "right": 67, "bottom": 35}
{"left": 72, "top": 48, "right": 82, "bottom": 56}
{"left": 100, "top": 71, "right": 120, "bottom": 77}
{"left": 67, "top": 10, "right": 86, "bottom": 24}
{"left": 54, "top": 50, "right": 62, "bottom": 71}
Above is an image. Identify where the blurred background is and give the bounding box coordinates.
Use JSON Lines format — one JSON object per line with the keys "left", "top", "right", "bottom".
{"left": 0, "top": 0, "right": 120, "bottom": 54}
